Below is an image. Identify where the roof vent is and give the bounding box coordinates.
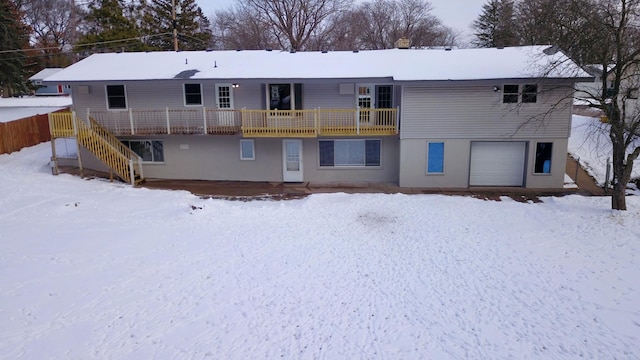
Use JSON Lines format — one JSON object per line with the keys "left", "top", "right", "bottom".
{"left": 290, "top": 49, "right": 296, "bottom": 53}
{"left": 266, "top": 48, "right": 272, "bottom": 51}
{"left": 353, "top": 49, "right": 359, "bottom": 53}
{"left": 496, "top": 46, "right": 505, "bottom": 50}
{"left": 322, "top": 50, "right": 328, "bottom": 54}
{"left": 206, "top": 49, "right": 213, "bottom": 52}
{"left": 395, "top": 37, "right": 410, "bottom": 49}
{"left": 236, "top": 49, "right": 243, "bottom": 51}
{"left": 444, "top": 48, "right": 452, "bottom": 51}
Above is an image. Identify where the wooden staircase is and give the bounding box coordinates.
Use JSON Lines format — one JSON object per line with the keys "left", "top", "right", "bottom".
{"left": 49, "top": 112, "right": 144, "bottom": 185}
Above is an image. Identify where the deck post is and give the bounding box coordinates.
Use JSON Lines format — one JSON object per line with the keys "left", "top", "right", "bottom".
{"left": 166, "top": 107, "right": 171, "bottom": 134}
{"left": 356, "top": 106, "right": 361, "bottom": 135}
{"left": 129, "top": 108, "right": 135, "bottom": 135}
{"left": 72, "top": 111, "right": 84, "bottom": 178}
{"left": 129, "top": 159, "right": 135, "bottom": 185}
{"left": 315, "top": 108, "right": 320, "bottom": 135}
{"left": 48, "top": 114, "right": 59, "bottom": 175}
{"left": 395, "top": 106, "right": 399, "bottom": 134}
{"left": 203, "top": 107, "right": 207, "bottom": 134}
{"left": 138, "top": 156, "right": 144, "bottom": 180}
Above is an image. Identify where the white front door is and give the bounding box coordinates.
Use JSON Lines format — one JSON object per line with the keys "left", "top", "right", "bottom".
{"left": 215, "top": 84, "right": 234, "bottom": 126}
{"left": 282, "top": 139, "right": 303, "bottom": 182}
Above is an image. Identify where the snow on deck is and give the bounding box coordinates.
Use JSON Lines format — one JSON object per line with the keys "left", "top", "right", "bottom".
{"left": 0, "top": 142, "right": 638, "bottom": 359}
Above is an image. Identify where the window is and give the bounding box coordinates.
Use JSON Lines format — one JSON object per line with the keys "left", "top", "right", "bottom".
{"left": 268, "top": 83, "right": 302, "bottom": 110}
{"left": 106, "top": 85, "right": 126, "bottom": 109}
{"left": 121, "top": 140, "right": 164, "bottom": 162}
{"left": 240, "top": 139, "right": 255, "bottom": 160}
{"left": 376, "top": 85, "right": 394, "bottom": 109}
{"left": 503, "top": 84, "right": 519, "bottom": 103}
{"left": 427, "top": 142, "right": 444, "bottom": 174}
{"left": 319, "top": 139, "right": 380, "bottom": 167}
{"left": 503, "top": 84, "right": 538, "bottom": 104}
{"left": 522, "top": 84, "right": 538, "bottom": 103}
{"left": 184, "top": 83, "right": 202, "bottom": 105}
{"left": 534, "top": 142, "right": 552, "bottom": 174}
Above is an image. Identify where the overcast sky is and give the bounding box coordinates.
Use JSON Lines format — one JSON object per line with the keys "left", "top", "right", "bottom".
{"left": 197, "top": 0, "right": 487, "bottom": 43}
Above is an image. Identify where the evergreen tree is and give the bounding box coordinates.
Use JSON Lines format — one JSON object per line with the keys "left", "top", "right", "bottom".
{"left": 0, "top": 0, "right": 30, "bottom": 96}
{"left": 472, "top": 0, "right": 519, "bottom": 48}
{"left": 75, "top": 0, "right": 147, "bottom": 54}
{"left": 143, "top": 0, "right": 213, "bottom": 51}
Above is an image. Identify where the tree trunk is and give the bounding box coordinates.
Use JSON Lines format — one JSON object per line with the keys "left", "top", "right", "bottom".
{"left": 611, "top": 181, "right": 627, "bottom": 210}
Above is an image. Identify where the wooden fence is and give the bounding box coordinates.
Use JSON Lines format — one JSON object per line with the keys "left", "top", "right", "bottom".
{"left": 0, "top": 113, "right": 54, "bottom": 155}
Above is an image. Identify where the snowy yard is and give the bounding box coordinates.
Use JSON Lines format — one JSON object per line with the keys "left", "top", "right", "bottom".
{"left": 1, "top": 140, "right": 639, "bottom": 359}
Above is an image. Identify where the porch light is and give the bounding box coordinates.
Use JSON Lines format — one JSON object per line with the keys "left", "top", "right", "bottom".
{"left": 232, "top": 84, "right": 240, "bottom": 88}
{"left": 493, "top": 86, "right": 501, "bottom": 92}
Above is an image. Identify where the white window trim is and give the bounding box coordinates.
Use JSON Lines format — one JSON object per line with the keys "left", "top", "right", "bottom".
{"left": 105, "top": 84, "right": 127, "bottom": 111}
{"left": 183, "top": 83, "right": 203, "bottom": 107}
{"left": 240, "top": 139, "right": 255, "bottom": 160}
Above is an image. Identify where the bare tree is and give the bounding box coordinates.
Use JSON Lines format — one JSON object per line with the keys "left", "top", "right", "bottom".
{"left": 21, "top": 0, "right": 77, "bottom": 67}
{"left": 241, "top": 0, "right": 351, "bottom": 51}
{"left": 211, "top": 5, "right": 278, "bottom": 50}
{"left": 355, "top": 0, "right": 457, "bottom": 49}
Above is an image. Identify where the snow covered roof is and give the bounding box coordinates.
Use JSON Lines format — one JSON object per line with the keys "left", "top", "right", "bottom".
{"left": 29, "top": 68, "right": 63, "bottom": 81}
{"left": 45, "top": 46, "right": 591, "bottom": 83}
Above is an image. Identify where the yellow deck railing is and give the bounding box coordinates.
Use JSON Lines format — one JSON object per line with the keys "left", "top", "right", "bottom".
{"left": 85, "top": 107, "right": 397, "bottom": 138}
{"left": 241, "top": 108, "right": 398, "bottom": 137}
{"left": 49, "top": 112, "right": 144, "bottom": 185}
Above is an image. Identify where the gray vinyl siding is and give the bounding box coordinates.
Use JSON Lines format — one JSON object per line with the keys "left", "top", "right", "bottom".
{"left": 105, "top": 135, "right": 399, "bottom": 183}
{"left": 399, "top": 138, "right": 566, "bottom": 188}
{"left": 304, "top": 82, "right": 355, "bottom": 109}
{"left": 70, "top": 80, "right": 263, "bottom": 114}
{"left": 400, "top": 82, "right": 574, "bottom": 140}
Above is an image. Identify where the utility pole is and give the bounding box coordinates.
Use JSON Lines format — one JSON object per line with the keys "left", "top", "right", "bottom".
{"left": 172, "top": 0, "right": 178, "bottom": 51}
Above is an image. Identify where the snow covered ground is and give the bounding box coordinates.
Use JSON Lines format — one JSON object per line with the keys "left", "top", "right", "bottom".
{"left": 569, "top": 115, "right": 640, "bottom": 186}
{"left": 1, "top": 140, "right": 639, "bottom": 358}
{"left": 0, "top": 96, "right": 71, "bottom": 123}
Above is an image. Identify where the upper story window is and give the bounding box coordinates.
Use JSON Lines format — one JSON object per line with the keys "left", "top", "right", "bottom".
{"left": 184, "top": 83, "right": 202, "bottom": 106}
{"left": 503, "top": 84, "right": 538, "bottom": 104}
{"left": 106, "top": 85, "right": 127, "bottom": 109}
{"left": 268, "top": 83, "right": 302, "bottom": 110}
{"left": 522, "top": 84, "right": 538, "bottom": 103}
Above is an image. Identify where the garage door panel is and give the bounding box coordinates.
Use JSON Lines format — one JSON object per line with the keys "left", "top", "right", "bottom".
{"left": 470, "top": 142, "right": 526, "bottom": 186}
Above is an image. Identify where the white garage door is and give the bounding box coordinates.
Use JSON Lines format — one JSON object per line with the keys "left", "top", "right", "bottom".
{"left": 470, "top": 142, "right": 526, "bottom": 186}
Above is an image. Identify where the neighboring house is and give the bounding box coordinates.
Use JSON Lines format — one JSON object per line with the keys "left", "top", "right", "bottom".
{"left": 30, "top": 68, "right": 72, "bottom": 96}
{"left": 44, "top": 46, "right": 590, "bottom": 188}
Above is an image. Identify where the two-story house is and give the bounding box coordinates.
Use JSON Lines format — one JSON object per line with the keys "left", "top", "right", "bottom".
{"left": 45, "top": 46, "right": 590, "bottom": 188}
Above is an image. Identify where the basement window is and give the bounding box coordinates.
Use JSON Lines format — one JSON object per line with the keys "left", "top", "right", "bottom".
{"left": 319, "top": 139, "right": 380, "bottom": 167}
{"left": 122, "top": 140, "right": 164, "bottom": 162}
{"left": 240, "top": 139, "right": 255, "bottom": 160}
{"left": 534, "top": 142, "right": 552, "bottom": 174}
{"left": 426, "top": 142, "right": 444, "bottom": 174}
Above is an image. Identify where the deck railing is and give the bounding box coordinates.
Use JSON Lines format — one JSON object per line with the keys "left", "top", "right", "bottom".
{"left": 87, "top": 107, "right": 398, "bottom": 137}
{"left": 49, "top": 112, "right": 144, "bottom": 185}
